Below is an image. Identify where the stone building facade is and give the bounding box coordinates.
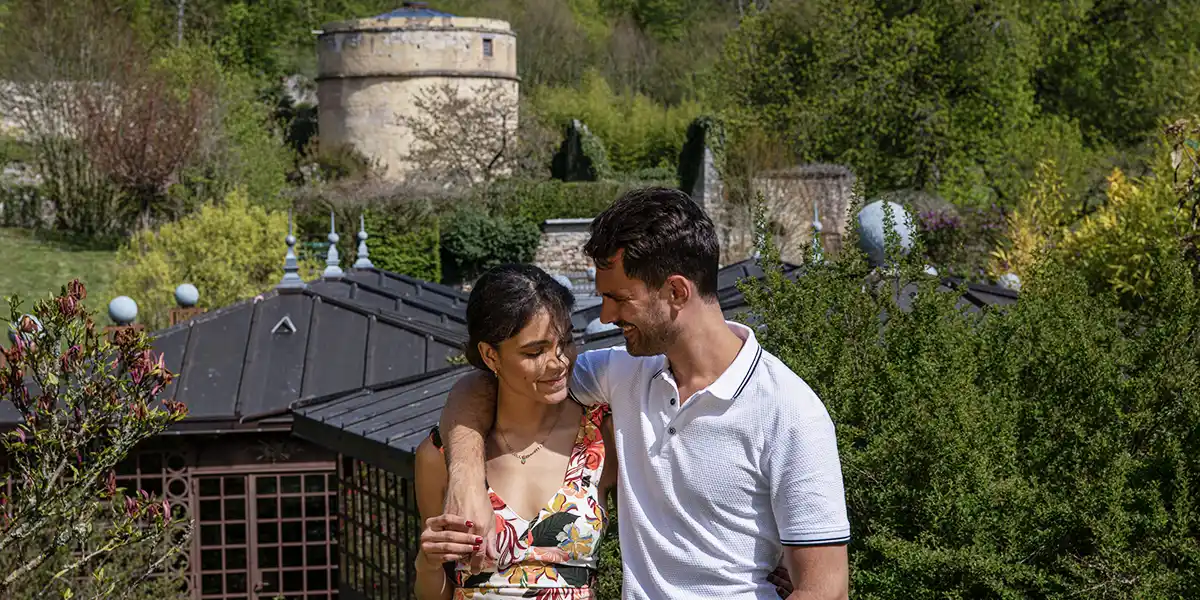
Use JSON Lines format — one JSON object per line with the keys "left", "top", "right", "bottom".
{"left": 315, "top": 3, "right": 518, "bottom": 180}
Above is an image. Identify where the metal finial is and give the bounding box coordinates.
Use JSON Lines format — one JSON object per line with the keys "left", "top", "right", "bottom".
{"left": 323, "top": 210, "right": 343, "bottom": 278}
{"left": 811, "top": 200, "right": 824, "bottom": 260}
{"left": 353, "top": 213, "right": 373, "bottom": 269}
{"left": 279, "top": 209, "right": 306, "bottom": 290}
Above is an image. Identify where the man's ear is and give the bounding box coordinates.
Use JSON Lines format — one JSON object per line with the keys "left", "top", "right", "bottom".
{"left": 664, "top": 275, "right": 692, "bottom": 309}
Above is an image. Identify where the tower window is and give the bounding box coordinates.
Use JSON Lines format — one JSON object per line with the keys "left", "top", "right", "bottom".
{"left": 482, "top": 38, "right": 494, "bottom": 57}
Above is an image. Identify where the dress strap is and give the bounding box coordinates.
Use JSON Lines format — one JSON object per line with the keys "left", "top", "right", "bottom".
{"left": 429, "top": 426, "right": 445, "bottom": 454}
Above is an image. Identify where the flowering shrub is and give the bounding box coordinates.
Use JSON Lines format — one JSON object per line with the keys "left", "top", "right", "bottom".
{"left": 0, "top": 280, "right": 190, "bottom": 598}
{"left": 916, "top": 204, "right": 1005, "bottom": 280}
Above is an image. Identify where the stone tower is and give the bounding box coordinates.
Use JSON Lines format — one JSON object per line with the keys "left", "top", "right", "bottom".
{"left": 315, "top": 3, "right": 518, "bottom": 180}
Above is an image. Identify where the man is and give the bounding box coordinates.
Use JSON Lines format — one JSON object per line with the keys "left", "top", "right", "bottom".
{"left": 437, "top": 188, "right": 850, "bottom": 599}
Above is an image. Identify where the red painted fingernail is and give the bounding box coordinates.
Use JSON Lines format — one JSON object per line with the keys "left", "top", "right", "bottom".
{"left": 475, "top": 536, "right": 482, "bottom": 544}
{"left": 465, "top": 520, "right": 474, "bottom": 528}
{"left": 474, "top": 544, "right": 480, "bottom": 551}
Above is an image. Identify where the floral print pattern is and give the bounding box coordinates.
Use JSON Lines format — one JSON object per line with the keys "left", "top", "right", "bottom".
{"left": 430, "top": 404, "right": 611, "bottom": 599}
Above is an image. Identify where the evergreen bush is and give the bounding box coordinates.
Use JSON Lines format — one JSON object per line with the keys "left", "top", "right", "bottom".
{"left": 728, "top": 198, "right": 1200, "bottom": 598}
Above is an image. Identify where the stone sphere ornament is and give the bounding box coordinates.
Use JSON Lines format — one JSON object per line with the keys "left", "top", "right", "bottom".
{"left": 174, "top": 284, "right": 199, "bottom": 308}
{"left": 108, "top": 296, "right": 138, "bottom": 325}
{"left": 856, "top": 200, "right": 915, "bottom": 266}
{"left": 552, "top": 274, "right": 574, "bottom": 291}
{"left": 585, "top": 318, "right": 618, "bottom": 336}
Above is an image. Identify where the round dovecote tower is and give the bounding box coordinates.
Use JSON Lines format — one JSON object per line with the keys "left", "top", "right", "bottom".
{"left": 316, "top": 2, "right": 518, "bottom": 180}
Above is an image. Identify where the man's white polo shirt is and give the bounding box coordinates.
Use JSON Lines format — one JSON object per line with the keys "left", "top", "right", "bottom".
{"left": 569, "top": 321, "right": 849, "bottom": 599}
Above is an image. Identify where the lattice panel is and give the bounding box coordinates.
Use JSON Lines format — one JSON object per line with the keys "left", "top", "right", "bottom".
{"left": 338, "top": 456, "right": 421, "bottom": 600}
{"left": 252, "top": 473, "right": 339, "bottom": 600}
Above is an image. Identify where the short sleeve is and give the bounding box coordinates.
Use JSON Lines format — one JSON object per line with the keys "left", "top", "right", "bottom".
{"left": 569, "top": 348, "right": 614, "bottom": 407}
{"left": 766, "top": 395, "right": 851, "bottom": 547}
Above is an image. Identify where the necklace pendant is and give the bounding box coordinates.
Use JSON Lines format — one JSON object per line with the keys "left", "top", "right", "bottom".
{"left": 520, "top": 457, "right": 527, "bottom": 464}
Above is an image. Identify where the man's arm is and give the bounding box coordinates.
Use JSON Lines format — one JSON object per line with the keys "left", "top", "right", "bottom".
{"left": 767, "top": 380, "right": 851, "bottom": 600}
{"left": 782, "top": 545, "right": 848, "bottom": 600}
{"left": 437, "top": 370, "right": 498, "bottom": 562}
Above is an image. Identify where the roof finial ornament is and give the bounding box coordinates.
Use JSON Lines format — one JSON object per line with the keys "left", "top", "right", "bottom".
{"left": 278, "top": 209, "right": 307, "bottom": 290}
{"left": 353, "top": 213, "right": 374, "bottom": 269}
{"left": 324, "top": 210, "right": 344, "bottom": 278}
{"left": 811, "top": 200, "right": 824, "bottom": 260}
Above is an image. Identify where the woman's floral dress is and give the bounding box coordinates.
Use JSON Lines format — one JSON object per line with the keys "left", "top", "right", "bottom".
{"left": 430, "top": 403, "right": 611, "bottom": 599}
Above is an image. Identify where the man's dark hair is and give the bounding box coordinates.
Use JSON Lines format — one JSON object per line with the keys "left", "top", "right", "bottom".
{"left": 584, "top": 187, "right": 720, "bottom": 298}
{"left": 464, "top": 264, "right": 575, "bottom": 372}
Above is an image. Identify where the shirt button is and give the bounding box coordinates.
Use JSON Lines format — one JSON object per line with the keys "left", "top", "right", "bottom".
{"left": 668, "top": 427, "right": 676, "bottom": 435}
{"left": 669, "top": 398, "right": 676, "bottom": 405}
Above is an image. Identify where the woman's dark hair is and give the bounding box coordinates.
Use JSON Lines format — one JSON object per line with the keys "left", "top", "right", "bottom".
{"left": 464, "top": 264, "right": 576, "bottom": 372}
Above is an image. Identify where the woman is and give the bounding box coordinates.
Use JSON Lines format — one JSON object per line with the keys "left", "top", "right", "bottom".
{"left": 414, "top": 264, "right": 617, "bottom": 599}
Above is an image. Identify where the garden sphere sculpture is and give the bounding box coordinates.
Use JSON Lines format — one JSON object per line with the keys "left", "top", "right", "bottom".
{"left": 857, "top": 200, "right": 914, "bottom": 266}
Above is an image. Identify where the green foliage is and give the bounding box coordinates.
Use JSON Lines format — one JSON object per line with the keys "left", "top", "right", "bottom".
{"left": 365, "top": 211, "right": 441, "bottom": 282}
{"left": 738, "top": 196, "right": 1200, "bottom": 598}
{"left": 440, "top": 211, "right": 540, "bottom": 284}
{"left": 594, "top": 499, "right": 621, "bottom": 600}
{"left": 155, "top": 43, "right": 293, "bottom": 210}
{"left": 0, "top": 228, "right": 120, "bottom": 320}
{"left": 713, "top": 0, "right": 1198, "bottom": 209}
{"left": 532, "top": 71, "right": 703, "bottom": 174}
{"left": 484, "top": 178, "right": 674, "bottom": 226}
{"left": 0, "top": 281, "right": 190, "bottom": 598}
{"left": 290, "top": 181, "right": 445, "bottom": 282}
{"left": 112, "top": 188, "right": 320, "bottom": 330}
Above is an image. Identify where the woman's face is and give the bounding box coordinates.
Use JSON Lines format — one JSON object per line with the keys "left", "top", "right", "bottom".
{"left": 481, "top": 307, "right": 576, "bottom": 405}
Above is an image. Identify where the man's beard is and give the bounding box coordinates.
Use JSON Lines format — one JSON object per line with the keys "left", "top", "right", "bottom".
{"left": 619, "top": 309, "right": 677, "bottom": 357}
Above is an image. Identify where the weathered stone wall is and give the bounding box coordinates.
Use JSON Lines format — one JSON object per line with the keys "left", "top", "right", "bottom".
{"left": 533, "top": 219, "right": 593, "bottom": 275}
{"left": 743, "top": 165, "right": 855, "bottom": 263}
{"left": 316, "top": 14, "right": 518, "bottom": 180}
{"left": 678, "top": 121, "right": 856, "bottom": 265}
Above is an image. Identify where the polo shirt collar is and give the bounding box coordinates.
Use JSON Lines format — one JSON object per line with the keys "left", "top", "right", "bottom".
{"left": 658, "top": 321, "right": 763, "bottom": 402}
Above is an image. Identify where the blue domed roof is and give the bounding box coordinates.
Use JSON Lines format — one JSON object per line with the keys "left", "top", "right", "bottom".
{"left": 376, "top": 3, "right": 455, "bottom": 19}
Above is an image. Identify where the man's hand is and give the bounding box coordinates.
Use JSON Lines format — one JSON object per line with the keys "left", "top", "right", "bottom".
{"left": 769, "top": 563, "right": 794, "bottom": 598}
{"left": 439, "top": 370, "right": 499, "bottom": 573}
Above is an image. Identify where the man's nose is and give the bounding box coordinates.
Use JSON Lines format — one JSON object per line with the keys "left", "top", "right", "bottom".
{"left": 599, "top": 298, "right": 618, "bottom": 324}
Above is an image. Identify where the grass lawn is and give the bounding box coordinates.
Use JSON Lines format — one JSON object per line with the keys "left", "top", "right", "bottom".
{"left": 0, "top": 228, "right": 120, "bottom": 325}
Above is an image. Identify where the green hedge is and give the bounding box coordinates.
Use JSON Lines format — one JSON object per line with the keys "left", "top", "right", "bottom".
{"left": 738, "top": 202, "right": 1200, "bottom": 597}
{"left": 486, "top": 178, "right": 677, "bottom": 226}
{"left": 290, "top": 184, "right": 444, "bottom": 282}
{"left": 440, "top": 211, "right": 540, "bottom": 284}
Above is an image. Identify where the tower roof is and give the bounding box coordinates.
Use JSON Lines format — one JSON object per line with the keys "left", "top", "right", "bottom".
{"left": 375, "top": 3, "right": 455, "bottom": 19}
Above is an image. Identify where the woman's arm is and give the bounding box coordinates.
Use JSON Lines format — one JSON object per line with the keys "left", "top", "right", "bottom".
{"left": 414, "top": 436, "right": 464, "bottom": 600}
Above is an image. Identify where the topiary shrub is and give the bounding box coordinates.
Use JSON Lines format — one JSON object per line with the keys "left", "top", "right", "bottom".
{"left": 440, "top": 211, "right": 540, "bottom": 285}
{"left": 290, "top": 180, "right": 446, "bottom": 282}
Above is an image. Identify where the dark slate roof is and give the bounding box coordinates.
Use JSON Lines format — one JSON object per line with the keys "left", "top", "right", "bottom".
{"left": 307, "top": 276, "right": 466, "bottom": 330}
{"left": 342, "top": 268, "right": 468, "bottom": 311}
{"left": 290, "top": 330, "right": 626, "bottom": 475}
{"left": 0, "top": 285, "right": 468, "bottom": 429}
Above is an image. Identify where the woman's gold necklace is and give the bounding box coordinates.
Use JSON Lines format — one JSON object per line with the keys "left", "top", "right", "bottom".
{"left": 497, "top": 405, "right": 566, "bottom": 464}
